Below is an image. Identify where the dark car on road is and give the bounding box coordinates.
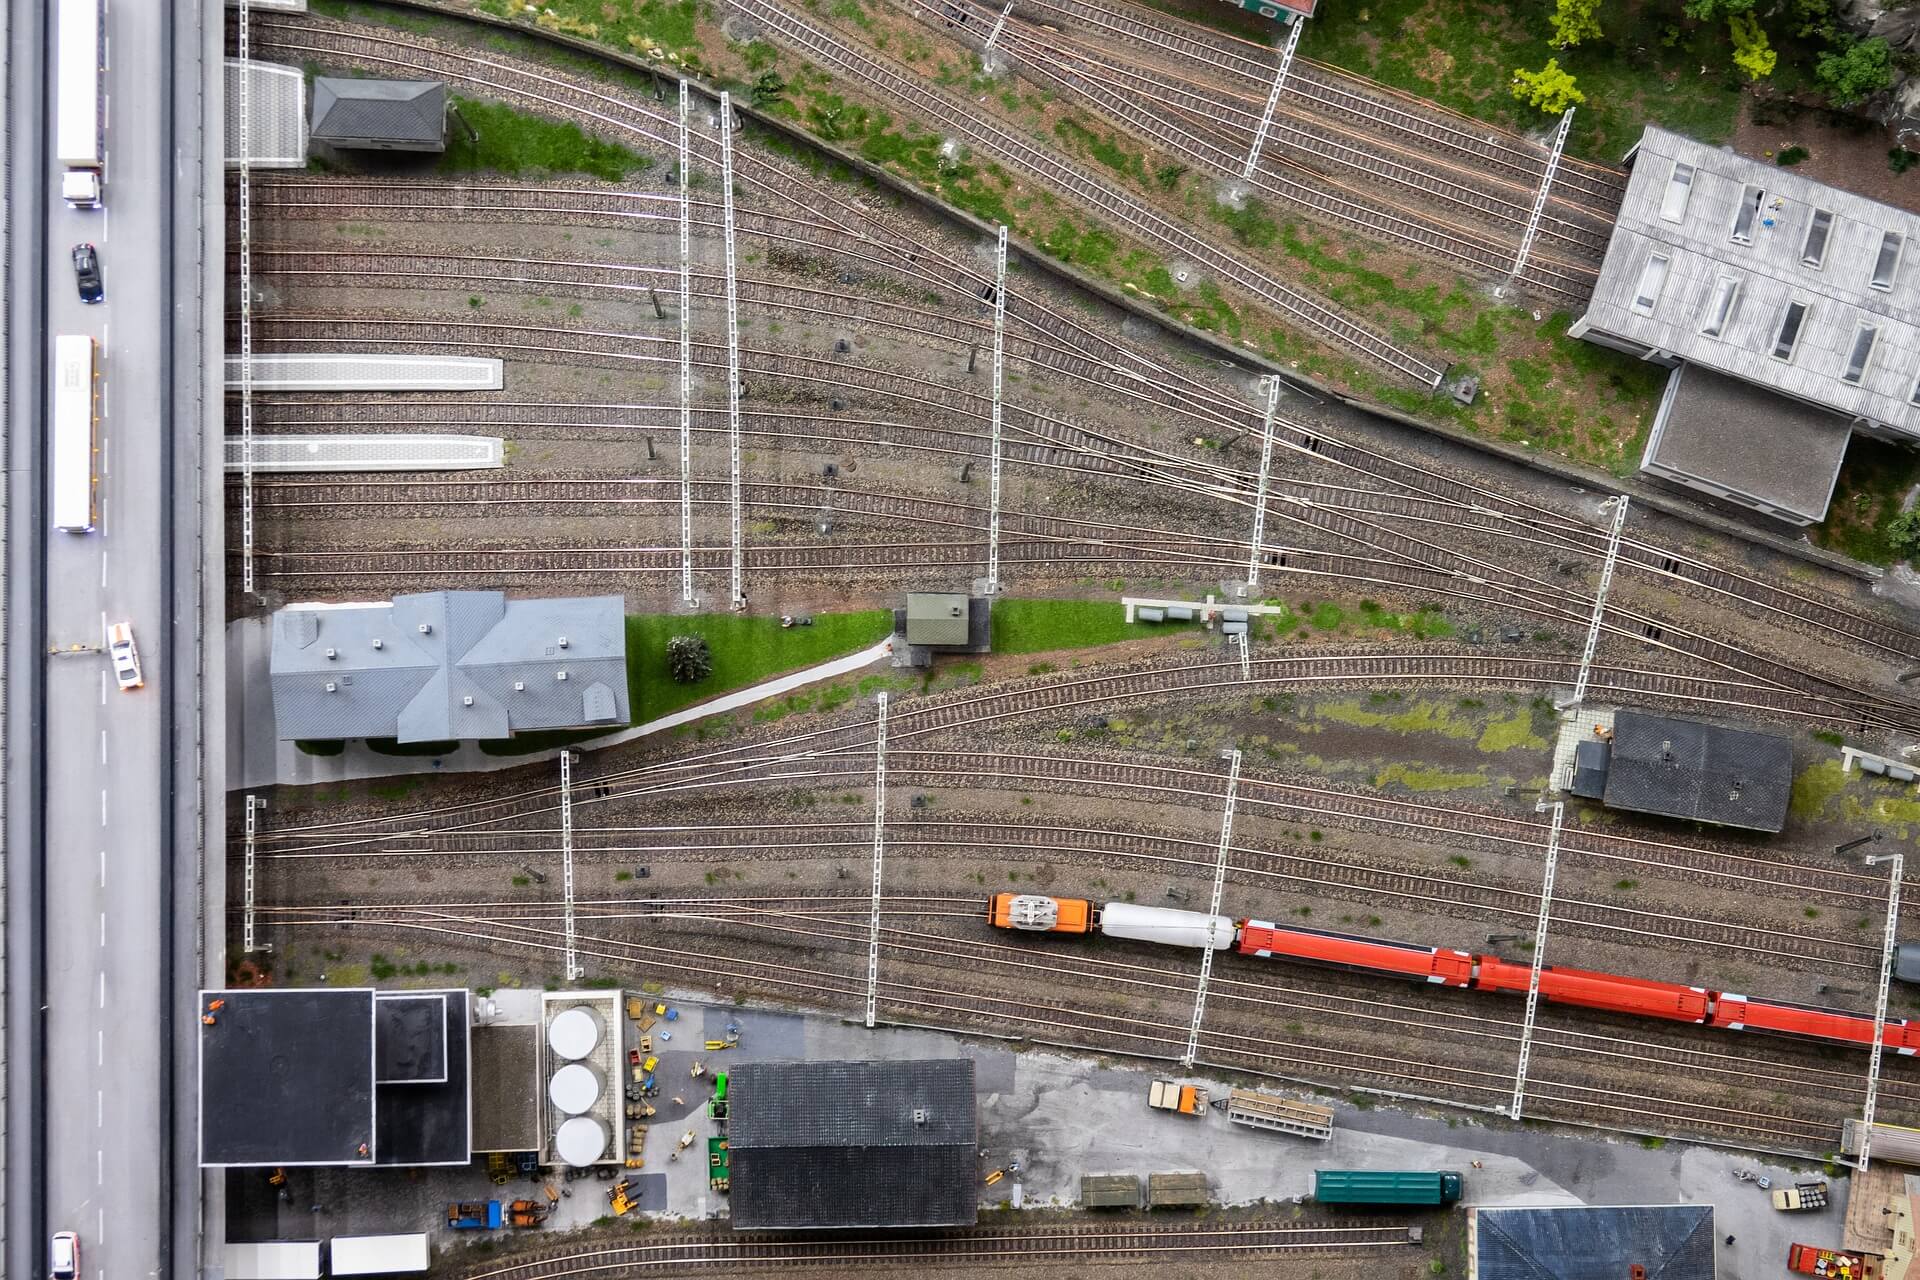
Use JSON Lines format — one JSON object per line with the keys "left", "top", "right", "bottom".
{"left": 72, "top": 243, "right": 102, "bottom": 303}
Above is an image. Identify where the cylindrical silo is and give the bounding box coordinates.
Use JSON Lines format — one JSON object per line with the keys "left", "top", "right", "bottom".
{"left": 555, "top": 1116, "right": 608, "bottom": 1167}
{"left": 548, "top": 1062, "right": 603, "bottom": 1116}
{"left": 547, "top": 1006, "right": 602, "bottom": 1061}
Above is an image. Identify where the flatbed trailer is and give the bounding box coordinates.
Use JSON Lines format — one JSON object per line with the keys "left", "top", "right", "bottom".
{"left": 1225, "top": 1089, "right": 1333, "bottom": 1140}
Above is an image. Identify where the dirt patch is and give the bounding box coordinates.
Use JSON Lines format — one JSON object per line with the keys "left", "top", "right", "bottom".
{"left": 1733, "top": 95, "right": 1920, "bottom": 214}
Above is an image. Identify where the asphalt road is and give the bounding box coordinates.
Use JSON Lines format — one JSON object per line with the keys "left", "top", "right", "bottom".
{"left": 38, "top": 0, "right": 176, "bottom": 1273}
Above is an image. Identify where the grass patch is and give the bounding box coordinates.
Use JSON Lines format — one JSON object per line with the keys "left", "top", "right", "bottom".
{"left": 1808, "top": 435, "right": 1920, "bottom": 566}
{"left": 626, "top": 610, "right": 893, "bottom": 724}
{"left": 1789, "top": 759, "right": 1851, "bottom": 822}
{"left": 1476, "top": 711, "right": 1547, "bottom": 753}
{"left": 440, "top": 96, "right": 653, "bottom": 181}
{"left": 990, "top": 599, "right": 1174, "bottom": 654}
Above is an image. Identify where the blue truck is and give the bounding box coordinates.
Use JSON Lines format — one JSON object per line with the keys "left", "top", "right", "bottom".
{"left": 447, "top": 1201, "right": 503, "bottom": 1230}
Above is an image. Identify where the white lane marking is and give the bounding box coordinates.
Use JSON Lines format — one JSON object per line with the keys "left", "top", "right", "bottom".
{"left": 100, "top": 669, "right": 107, "bottom": 704}
{"left": 96, "top": 1148, "right": 103, "bottom": 1185}
{"left": 97, "top": 1206, "right": 103, "bottom": 1239}
{"left": 98, "top": 848, "right": 106, "bottom": 886}
{"left": 100, "top": 788, "right": 108, "bottom": 827}
{"left": 97, "top": 1029, "right": 104, "bottom": 1065}
{"left": 96, "top": 1090, "right": 103, "bottom": 1127}
{"left": 98, "top": 971, "right": 105, "bottom": 1008}
{"left": 99, "top": 911, "right": 106, "bottom": 947}
{"left": 102, "top": 378, "right": 109, "bottom": 419}
{"left": 100, "top": 553, "right": 107, "bottom": 588}
{"left": 99, "top": 610, "right": 107, "bottom": 641}
{"left": 100, "top": 729, "right": 107, "bottom": 763}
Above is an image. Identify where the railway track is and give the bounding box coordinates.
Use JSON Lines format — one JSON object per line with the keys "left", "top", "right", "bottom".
{"left": 449, "top": 1221, "right": 1414, "bottom": 1277}
{"left": 253, "top": 15, "right": 1442, "bottom": 384}
{"left": 1011, "top": 0, "right": 1627, "bottom": 216}
{"left": 914, "top": 0, "right": 1599, "bottom": 299}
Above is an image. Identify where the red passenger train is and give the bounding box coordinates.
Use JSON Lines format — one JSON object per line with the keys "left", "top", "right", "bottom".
{"left": 991, "top": 895, "right": 1919, "bottom": 1055}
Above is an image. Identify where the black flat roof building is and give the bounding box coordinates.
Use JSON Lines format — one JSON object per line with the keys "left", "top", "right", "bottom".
{"left": 1569, "top": 710, "right": 1793, "bottom": 833}
{"left": 728, "top": 1059, "right": 977, "bottom": 1229}
{"left": 1469, "top": 1205, "right": 1716, "bottom": 1280}
{"left": 199, "top": 988, "right": 471, "bottom": 1168}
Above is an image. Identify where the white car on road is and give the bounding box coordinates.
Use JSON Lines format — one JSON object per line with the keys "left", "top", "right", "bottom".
{"left": 107, "top": 620, "right": 142, "bottom": 690}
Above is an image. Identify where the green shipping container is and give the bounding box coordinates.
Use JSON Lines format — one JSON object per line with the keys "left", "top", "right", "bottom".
{"left": 1314, "top": 1169, "right": 1463, "bottom": 1207}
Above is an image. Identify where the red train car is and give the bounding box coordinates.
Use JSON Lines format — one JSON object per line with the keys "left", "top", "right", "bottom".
{"left": 1713, "top": 994, "right": 1917, "bottom": 1055}
{"left": 1237, "top": 920, "right": 1474, "bottom": 986}
{"left": 1472, "top": 956, "right": 1710, "bottom": 1023}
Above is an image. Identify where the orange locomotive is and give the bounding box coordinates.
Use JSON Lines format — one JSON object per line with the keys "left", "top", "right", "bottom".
{"left": 986, "top": 893, "right": 1096, "bottom": 934}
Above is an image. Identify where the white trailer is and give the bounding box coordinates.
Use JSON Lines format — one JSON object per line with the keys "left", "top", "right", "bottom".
{"left": 223, "top": 1241, "right": 322, "bottom": 1280}
{"left": 1098, "top": 902, "right": 1236, "bottom": 950}
{"left": 55, "top": 0, "right": 104, "bottom": 205}
{"left": 51, "top": 334, "right": 97, "bottom": 533}
{"left": 330, "top": 1233, "right": 431, "bottom": 1276}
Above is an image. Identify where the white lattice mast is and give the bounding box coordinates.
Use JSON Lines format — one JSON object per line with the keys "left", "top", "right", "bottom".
{"left": 1184, "top": 749, "right": 1241, "bottom": 1066}
{"left": 242, "top": 794, "right": 261, "bottom": 953}
{"left": 239, "top": 0, "right": 257, "bottom": 595}
{"left": 721, "top": 92, "right": 745, "bottom": 609}
{"left": 1241, "top": 17, "right": 1304, "bottom": 182}
{"left": 983, "top": 0, "right": 1014, "bottom": 51}
{"left": 1246, "top": 376, "right": 1281, "bottom": 588}
{"left": 865, "top": 693, "right": 889, "bottom": 1028}
{"left": 1507, "top": 800, "right": 1564, "bottom": 1120}
{"left": 678, "top": 80, "right": 694, "bottom": 604}
{"left": 1860, "top": 850, "right": 1905, "bottom": 1172}
{"left": 986, "top": 225, "right": 1008, "bottom": 594}
{"left": 1504, "top": 108, "right": 1574, "bottom": 294}
{"left": 560, "top": 751, "right": 581, "bottom": 982}
{"left": 1567, "top": 496, "right": 1629, "bottom": 707}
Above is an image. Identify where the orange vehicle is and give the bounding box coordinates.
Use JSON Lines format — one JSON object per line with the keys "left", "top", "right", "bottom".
{"left": 1472, "top": 957, "right": 1711, "bottom": 1023}
{"left": 987, "top": 893, "right": 1094, "bottom": 934}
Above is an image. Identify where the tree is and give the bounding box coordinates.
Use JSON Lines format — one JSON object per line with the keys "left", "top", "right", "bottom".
{"left": 1816, "top": 36, "right": 1896, "bottom": 108}
{"left": 666, "top": 634, "right": 713, "bottom": 683}
{"left": 1683, "top": 0, "right": 1755, "bottom": 17}
{"left": 1728, "top": 12, "right": 1777, "bottom": 81}
{"left": 1510, "top": 60, "right": 1586, "bottom": 114}
{"left": 1889, "top": 508, "right": 1920, "bottom": 561}
{"left": 1549, "top": 0, "right": 1603, "bottom": 49}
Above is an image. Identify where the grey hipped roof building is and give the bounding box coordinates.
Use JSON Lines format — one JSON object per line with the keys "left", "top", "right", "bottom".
{"left": 310, "top": 77, "right": 447, "bottom": 152}
{"left": 270, "top": 591, "right": 628, "bottom": 742}
{"left": 1468, "top": 1205, "right": 1716, "bottom": 1280}
{"left": 1571, "top": 125, "right": 1920, "bottom": 524}
{"left": 727, "top": 1059, "right": 977, "bottom": 1229}
{"left": 1568, "top": 709, "right": 1793, "bottom": 833}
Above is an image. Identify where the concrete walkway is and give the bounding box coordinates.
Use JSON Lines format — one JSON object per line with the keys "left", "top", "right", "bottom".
{"left": 227, "top": 616, "right": 893, "bottom": 790}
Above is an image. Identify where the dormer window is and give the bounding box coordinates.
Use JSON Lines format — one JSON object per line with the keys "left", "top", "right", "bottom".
{"left": 1659, "top": 161, "right": 1695, "bottom": 222}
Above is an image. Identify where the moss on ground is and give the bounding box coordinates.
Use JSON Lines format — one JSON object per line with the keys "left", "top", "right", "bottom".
{"left": 1789, "top": 758, "right": 1852, "bottom": 821}
{"left": 1374, "top": 762, "right": 1488, "bottom": 791}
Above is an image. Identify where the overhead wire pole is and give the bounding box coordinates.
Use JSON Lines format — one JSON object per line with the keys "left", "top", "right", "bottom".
{"left": 239, "top": 0, "right": 257, "bottom": 595}
{"left": 560, "top": 751, "right": 581, "bottom": 981}
{"left": 1240, "top": 16, "right": 1305, "bottom": 183}
{"left": 1507, "top": 800, "right": 1564, "bottom": 1121}
{"left": 1245, "top": 376, "right": 1281, "bottom": 588}
{"left": 242, "top": 795, "right": 261, "bottom": 953}
{"left": 1859, "top": 850, "right": 1905, "bottom": 1172}
{"left": 1566, "top": 496, "right": 1629, "bottom": 708}
{"left": 721, "top": 92, "right": 745, "bottom": 609}
{"left": 865, "top": 693, "right": 889, "bottom": 1028}
{"left": 1501, "top": 107, "right": 1574, "bottom": 296}
{"left": 982, "top": 0, "right": 1014, "bottom": 52}
{"left": 678, "top": 80, "right": 694, "bottom": 604}
{"left": 985, "top": 225, "right": 1008, "bottom": 594}
{"left": 1183, "top": 749, "right": 1241, "bottom": 1067}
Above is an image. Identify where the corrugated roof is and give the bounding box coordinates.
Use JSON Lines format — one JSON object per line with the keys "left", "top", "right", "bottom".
{"left": 1471, "top": 1205, "right": 1715, "bottom": 1280}
{"left": 1600, "top": 709, "right": 1793, "bottom": 833}
{"left": 1574, "top": 125, "right": 1920, "bottom": 432}
{"left": 729, "top": 1059, "right": 977, "bottom": 1229}
{"left": 310, "top": 77, "right": 446, "bottom": 145}
{"left": 905, "top": 593, "right": 970, "bottom": 647}
{"left": 270, "top": 592, "right": 629, "bottom": 742}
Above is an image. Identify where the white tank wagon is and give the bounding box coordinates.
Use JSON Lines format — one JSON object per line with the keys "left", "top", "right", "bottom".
{"left": 1099, "top": 903, "right": 1235, "bottom": 950}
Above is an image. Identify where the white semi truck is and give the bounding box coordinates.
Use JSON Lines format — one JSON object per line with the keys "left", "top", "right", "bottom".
{"left": 55, "top": 0, "right": 104, "bottom": 206}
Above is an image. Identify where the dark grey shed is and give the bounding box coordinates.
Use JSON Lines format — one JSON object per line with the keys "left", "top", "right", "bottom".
{"left": 1599, "top": 709, "right": 1792, "bottom": 833}
{"left": 1469, "top": 1205, "right": 1715, "bottom": 1280}
{"left": 311, "top": 77, "right": 447, "bottom": 152}
{"left": 728, "top": 1059, "right": 977, "bottom": 1229}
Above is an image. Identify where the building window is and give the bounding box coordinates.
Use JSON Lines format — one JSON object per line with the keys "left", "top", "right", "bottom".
{"left": 1731, "top": 185, "right": 1765, "bottom": 244}
{"left": 1801, "top": 209, "right": 1833, "bottom": 269}
{"left": 1659, "top": 161, "right": 1695, "bottom": 223}
{"left": 1842, "top": 322, "right": 1879, "bottom": 384}
{"left": 1772, "top": 299, "right": 1809, "bottom": 362}
{"left": 1871, "top": 230, "right": 1904, "bottom": 291}
{"left": 1699, "top": 274, "right": 1742, "bottom": 338}
{"left": 1910, "top": 371, "right": 1920, "bottom": 407}
{"left": 1630, "top": 253, "right": 1671, "bottom": 316}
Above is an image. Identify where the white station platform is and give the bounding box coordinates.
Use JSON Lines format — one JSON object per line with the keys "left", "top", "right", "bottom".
{"left": 224, "top": 434, "right": 505, "bottom": 472}
{"left": 225, "top": 354, "right": 506, "bottom": 391}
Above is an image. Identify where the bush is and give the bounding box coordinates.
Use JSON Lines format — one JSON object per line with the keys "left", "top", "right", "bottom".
{"left": 1887, "top": 508, "right": 1920, "bottom": 559}
{"left": 666, "top": 634, "right": 713, "bottom": 683}
{"left": 1816, "top": 36, "right": 1895, "bottom": 109}
{"left": 1510, "top": 60, "right": 1586, "bottom": 114}
{"left": 1776, "top": 145, "right": 1809, "bottom": 166}
{"left": 1893, "top": 149, "right": 1920, "bottom": 175}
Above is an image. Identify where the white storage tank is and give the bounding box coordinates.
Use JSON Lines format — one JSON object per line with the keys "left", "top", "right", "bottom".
{"left": 547, "top": 1006, "right": 602, "bottom": 1060}
{"left": 555, "top": 1115, "right": 608, "bottom": 1167}
{"left": 1099, "top": 902, "right": 1235, "bottom": 950}
{"left": 548, "top": 1062, "right": 602, "bottom": 1116}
